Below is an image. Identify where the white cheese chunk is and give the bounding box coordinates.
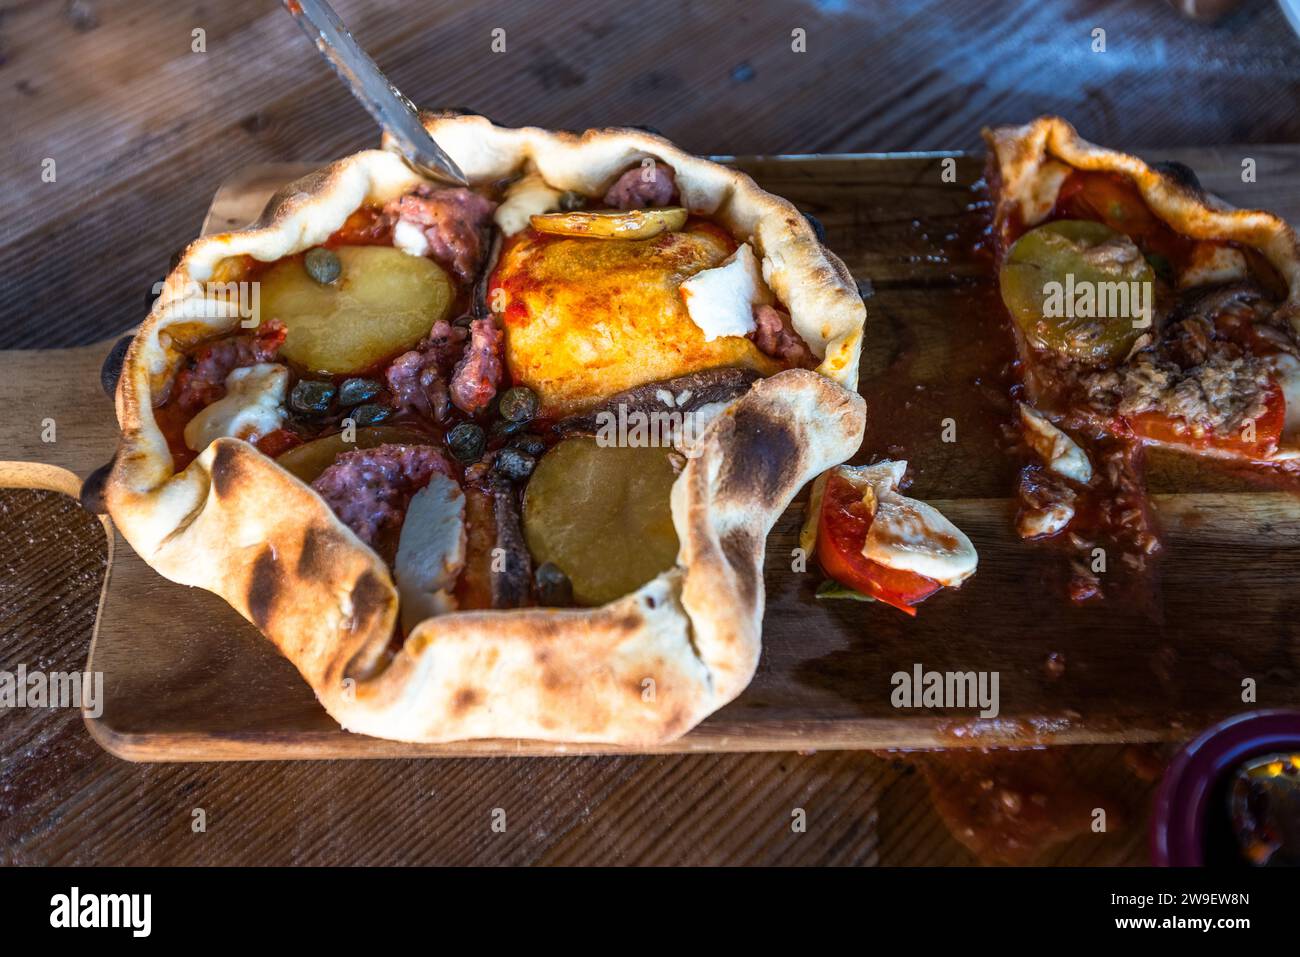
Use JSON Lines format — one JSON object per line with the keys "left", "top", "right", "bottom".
{"left": 183, "top": 363, "right": 287, "bottom": 452}
{"left": 863, "top": 491, "right": 978, "bottom": 587}
{"left": 495, "top": 171, "right": 565, "bottom": 236}
{"left": 1017, "top": 502, "right": 1075, "bottom": 540}
{"left": 1268, "top": 353, "right": 1300, "bottom": 449}
{"left": 393, "top": 218, "right": 430, "bottom": 258}
{"left": 1019, "top": 404, "right": 1093, "bottom": 483}
{"left": 832, "top": 460, "right": 977, "bottom": 588}
{"left": 394, "top": 474, "right": 466, "bottom": 634}
{"left": 1178, "top": 243, "right": 1248, "bottom": 290}
{"left": 679, "top": 243, "right": 765, "bottom": 341}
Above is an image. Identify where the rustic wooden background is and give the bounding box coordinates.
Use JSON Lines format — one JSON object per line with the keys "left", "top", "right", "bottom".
{"left": 2, "top": 0, "right": 1298, "bottom": 865}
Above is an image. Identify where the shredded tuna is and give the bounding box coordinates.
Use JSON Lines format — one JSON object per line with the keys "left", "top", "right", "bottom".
{"left": 450, "top": 318, "right": 503, "bottom": 415}
{"left": 173, "top": 320, "right": 286, "bottom": 413}
{"left": 603, "top": 163, "right": 679, "bottom": 209}
{"left": 1084, "top": 352, "right": 1271, "bottom": 436}
{"left": 750, "top": 304, "right": 817, "bottom": 368}
{"left": 385, "top": 186, "right": 497, "bottom": 284}
{"left": 312, "top": 443, "right": 452, "bottom": 546}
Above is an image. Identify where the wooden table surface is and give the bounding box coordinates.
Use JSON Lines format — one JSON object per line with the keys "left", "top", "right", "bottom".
{"left": 2, "top": 0, "right": 1297, "bottom": 865}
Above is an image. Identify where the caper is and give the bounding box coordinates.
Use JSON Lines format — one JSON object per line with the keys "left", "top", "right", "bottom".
{"left": 498, "top": 386, "right": 539, "bottom": 423}
{"left": 350, "top": 403, "right": 391, "bottom": 426}
{"left": 447, "top": 422, "right": 486, "bottom": 462}
{"left": 303, "top": 247, "right": 342, "bottom": 285}
{"left": 490, "top": 418, "right": 527, "bottom": 440}
{"left": 534, "top": 562, "right": 573, "bottom": 606}
{"left": 289, "top": 379, "right": 336, "bottom": 414}
{"left": 493, "top": 446, "right": 536, "bottom": 482}
{"left": 558, "top": 190, "right": 587, "bottom": 212}
{"left": 509, "top": 432, "right": 548, "bottom": 457}
{"left": 337, "top": 377, "right": 382, "bottom": 406}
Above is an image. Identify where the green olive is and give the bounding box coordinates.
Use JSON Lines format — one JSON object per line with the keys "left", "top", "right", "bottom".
{"left": 1000, "top": 220, "right": 1155, "bottom": 366}
{"left": 523, "top": 438, "right": 680, "bottom": 607}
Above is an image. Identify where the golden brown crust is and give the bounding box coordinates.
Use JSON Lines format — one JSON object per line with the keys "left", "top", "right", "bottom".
{"left": 105, "top": 116, "right": 867, "bottom": 745}
{"left": 983, "top": 116, "right": 1300, "bottom": 328}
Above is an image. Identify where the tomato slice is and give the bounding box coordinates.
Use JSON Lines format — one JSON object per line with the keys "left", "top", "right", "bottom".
{"left": 1053, "top": 170, "right": 1190, "bottom": 267}
{"left": 815, "top": 472, "right": 943, "bottom": 616}
{"left": 1122, "top": 380, "right": 1284, "bottom": 460}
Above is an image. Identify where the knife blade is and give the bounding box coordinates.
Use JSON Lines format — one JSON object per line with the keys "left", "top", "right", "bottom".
{"left": 283, "top": 0, "right": 469, "bottom": 186}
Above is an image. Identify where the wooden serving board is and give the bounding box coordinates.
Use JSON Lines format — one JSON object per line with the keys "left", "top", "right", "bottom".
{"left": 5, "top": 148, "right": 1300, "bottom": 761}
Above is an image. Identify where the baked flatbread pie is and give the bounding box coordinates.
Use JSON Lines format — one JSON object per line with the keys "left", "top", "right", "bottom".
{"left": 105, "top": 113, "right": 866, "bottom": 745}
{"left": 985, "top": 116, "right": 1300, "bottom": 599}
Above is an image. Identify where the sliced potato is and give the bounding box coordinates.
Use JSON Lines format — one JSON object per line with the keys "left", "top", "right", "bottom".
{"left": 529, "top": 207, "right": 687, "bottom": 241}
{"left": 522, "top": 437, "right": 680, "bottom": 606}
{"left": 257, "top": 245, "right": 453, "bottom": 375}
{"left": 276, "top": 425, "right": 431, "bottom": 484}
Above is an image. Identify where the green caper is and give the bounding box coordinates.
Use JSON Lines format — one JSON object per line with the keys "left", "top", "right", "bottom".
{"left": 509, "top": 432, "right": 548, "bottom": 457}
{"left": 303, "top": 247, "right": 342, "bottom": 285}
{"left": 534, "top": 562, "right": 573, "bottom": 606}
{"left": 498, "top": 386, "right": 539, "bottom": 423}
{"left": 558, "top": 190, "right": 587, "bottom": 212}
{"left": 350, "top": 403, "right": 391, "bottom": 426}
{"left": 337, "top": 377, "right": 382, "bottom": 406}
{"left": 493, "top": 446, "right": 536, "bottom": 482}
{"left": 289, "top": 379, "right": 336, "bottom": 414}
{"left": 447, "top": 422, "right": 486, "bottom": 462}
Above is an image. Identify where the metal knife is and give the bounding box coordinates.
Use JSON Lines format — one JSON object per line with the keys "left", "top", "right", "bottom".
{"left": 283, "top": 0, "right": 469, "bottom": 186}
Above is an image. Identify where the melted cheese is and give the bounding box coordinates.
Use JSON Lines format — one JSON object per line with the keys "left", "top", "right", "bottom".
{"left": 183, "top": 363, "right": 287, "bottom": 452}
{"left": 1269, "top": 353, "right": 1300, "bottom": 450}
{"left": 679, "top": 243, "right": 764, "bottom": 341}
{"left": 393, "top": 218, "right": 430, "bottom": 258}
{"left": 495, "top": 171, "right": 565, "bottom": 236}
{"left": 1019, "top": 404, "right": 1092, "bottom": 483}
{"left": 1017, "top": 501, "right": 1074, "bottom": 540}
{"left": 493, "top": 225, "right": 779, "bottom": 414}
{"left": 394, "top": 474, "right": 466, "bottom": 634}
{"left": 834, "top": 460, "right": 977, "bottom": 587}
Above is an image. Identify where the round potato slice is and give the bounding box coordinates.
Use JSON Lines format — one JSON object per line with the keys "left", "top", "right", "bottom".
{"left": 257, "top": 245, "right": 453, "bottom": 375}
{"left": 276, "top": 425, "right": 432, "bottom": 484}
{"left": 1000, "top": 220, "right": 1155, "bottom": 366}
{"left": 529, "top": 207, "right": 687, "bottom": 240}
{"left": 522, "top": 437, "right": 681, "bottom": 606}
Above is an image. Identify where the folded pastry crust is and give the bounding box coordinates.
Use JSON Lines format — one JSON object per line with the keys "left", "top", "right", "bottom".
{"left": 105, "top": 114, "right": 867, "bottom": 745}
{"left": 984, "top": 115, "right": 1300, "bottom": 329}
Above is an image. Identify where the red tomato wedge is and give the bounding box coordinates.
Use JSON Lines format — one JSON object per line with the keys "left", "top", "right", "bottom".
{"left": 1122, "top": 380, "right": 1285, "bottom": 460}
{"left": 816, "top": 471, "right": 943, "bottom": 616}
{"left": 1053, "top": 170, "right": 1191, "bottom": 266}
